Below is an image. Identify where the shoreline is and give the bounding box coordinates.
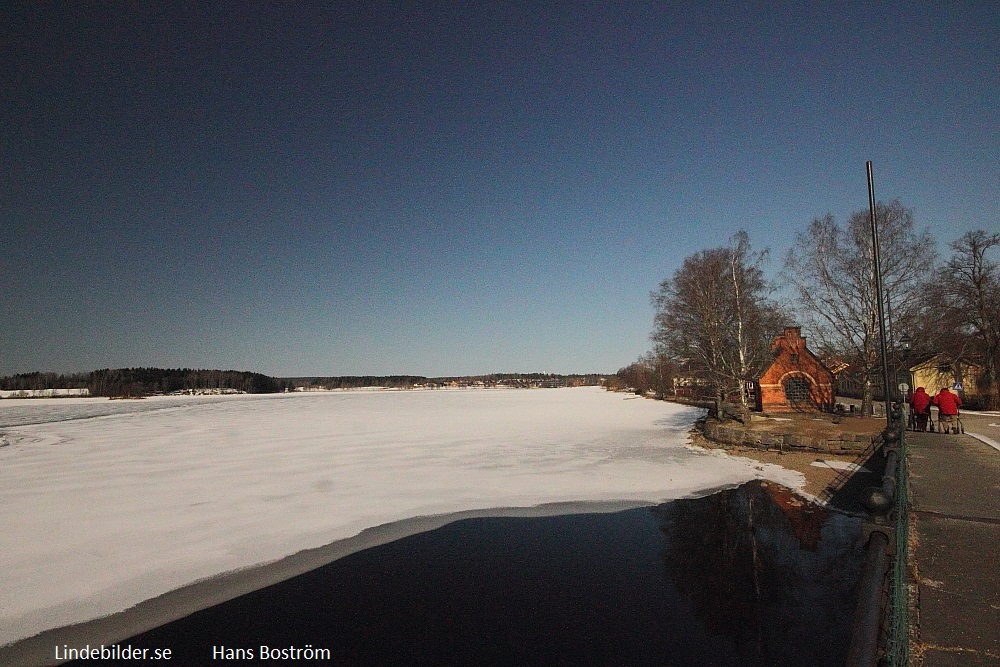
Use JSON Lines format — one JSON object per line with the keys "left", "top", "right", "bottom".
{"left": 687, "top": 427, "right": 874, "bottom": 500}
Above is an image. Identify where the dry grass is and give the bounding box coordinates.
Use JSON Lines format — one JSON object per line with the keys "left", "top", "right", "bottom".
{"left": 748, "top": 412, "right": 886, "bottom": 437}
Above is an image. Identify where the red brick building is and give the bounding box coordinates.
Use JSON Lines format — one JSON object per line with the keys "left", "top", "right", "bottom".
{"left": 756, "top": 327, "right": 834, "bottom": 412}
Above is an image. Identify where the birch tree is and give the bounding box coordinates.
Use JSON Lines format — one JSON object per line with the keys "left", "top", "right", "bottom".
{"left": 652, "top": 232, "right": 784, "bottom": 407}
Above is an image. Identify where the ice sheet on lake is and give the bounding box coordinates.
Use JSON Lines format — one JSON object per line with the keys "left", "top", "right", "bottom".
{"left": 0, "top": 387, "right": 803, "bottom": 646}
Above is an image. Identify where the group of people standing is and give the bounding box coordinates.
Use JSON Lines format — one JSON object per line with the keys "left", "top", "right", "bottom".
{"left": 909, "top": 386, "right": 963, "bottom": 433}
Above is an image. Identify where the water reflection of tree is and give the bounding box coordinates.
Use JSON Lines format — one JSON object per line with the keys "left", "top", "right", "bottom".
{"left": 655, "top": 480, "right": 864, "bottom": 667}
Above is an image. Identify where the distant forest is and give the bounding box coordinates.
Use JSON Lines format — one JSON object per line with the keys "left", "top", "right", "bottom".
{"left": 0, "top": 369, "right": 289, "bottom": 397}
{"left": 290, "top": 373, "right": 606, "bottom": 389}
{"left": 0, "top": 369, "right": 606, "bottom": 397}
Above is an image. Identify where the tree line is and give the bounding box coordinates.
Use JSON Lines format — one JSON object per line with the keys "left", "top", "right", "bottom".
{"left": 288, "top": 375, "right": 429, "bottom": 390}
{"left": 288, "top": 373, "right": 606, "bottom": 389}
{"left": 612, "top": 200, "right": 999, "bottom": 414}
{"left": 1, "top": 370, "right": 608, "bottom": 397}
{"left": 0, "top": 368, "right": 290, "bottom": 397}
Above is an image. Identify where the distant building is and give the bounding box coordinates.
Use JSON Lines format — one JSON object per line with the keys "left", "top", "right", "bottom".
{"left": 906, "top": 353, "right": 985, "bottom": 401}
{"left": 756, "top": 327, "right": 834, "bottom": 412}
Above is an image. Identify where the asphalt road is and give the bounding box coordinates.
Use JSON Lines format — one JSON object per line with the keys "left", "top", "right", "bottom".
{"left": 908, "top": 428, "right": 1000, "bottom": 665}
{"left": 952, "top": 409, "right": 1000, "bottom": 449}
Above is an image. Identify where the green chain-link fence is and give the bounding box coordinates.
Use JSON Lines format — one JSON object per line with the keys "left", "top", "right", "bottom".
{"left": 883, "top": 424, "right": 910, "bottom": 666}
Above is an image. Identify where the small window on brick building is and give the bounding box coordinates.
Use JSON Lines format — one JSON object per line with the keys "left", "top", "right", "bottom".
{"left": 784, "top": 377, "right": 811, "bottom": 404}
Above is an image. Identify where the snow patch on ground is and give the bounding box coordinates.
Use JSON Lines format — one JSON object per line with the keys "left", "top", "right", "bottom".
{"left": 0, "top": 388, "right": 803, "bottom": 646}
{"left": 810, "top": 460, "right": 872, "bottom": 472}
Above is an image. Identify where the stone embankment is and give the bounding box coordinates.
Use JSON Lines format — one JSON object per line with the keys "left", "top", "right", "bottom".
{"left": 699, "top": 416, "right": 880, "bottom": 454}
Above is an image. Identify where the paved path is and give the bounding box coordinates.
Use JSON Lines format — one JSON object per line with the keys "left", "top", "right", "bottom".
{"left": 907, "top": 429, "right": 1000, "bottom": 665}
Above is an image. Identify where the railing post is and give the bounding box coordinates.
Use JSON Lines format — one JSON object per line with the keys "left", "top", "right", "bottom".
{"left": 846, "top": 531, "right": 891, "bottom": 666}
{"left": 846, "top": 414, "right": 907, "bottom": 667}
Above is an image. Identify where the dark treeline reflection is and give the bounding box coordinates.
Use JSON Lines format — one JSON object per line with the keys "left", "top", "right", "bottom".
{"left": 73, "top": 480, "right": 863, "bottom": 666}
{"left": 655, "top": 480, "right": 864, "bottom": 666}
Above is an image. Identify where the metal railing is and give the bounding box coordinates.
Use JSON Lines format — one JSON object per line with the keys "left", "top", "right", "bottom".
{"left": 846, "top": 410, "right": 909, "bottom": 666}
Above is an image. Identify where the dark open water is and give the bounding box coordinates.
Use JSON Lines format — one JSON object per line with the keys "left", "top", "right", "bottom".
{"left": 67, "top": 480, "right": 863, "bottom": 666}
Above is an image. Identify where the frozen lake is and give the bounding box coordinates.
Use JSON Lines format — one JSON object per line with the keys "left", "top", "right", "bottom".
{"left": 0, "top": 387, "right": 804, "bottom": 650}
{"left": 116, "top": 483, "right": 863, "bottom": 666}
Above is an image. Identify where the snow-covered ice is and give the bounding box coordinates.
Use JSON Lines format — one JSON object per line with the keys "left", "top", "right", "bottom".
{"left": 0, "top": 387, "right": 804, "bottom": 647}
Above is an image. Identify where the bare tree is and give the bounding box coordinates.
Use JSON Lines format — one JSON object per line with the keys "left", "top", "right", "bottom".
{"left": 652, "top": 232, "right": 784, "bottom": 407}
{"left": 936, "top": 230, "right": 1000, "bottom": 408}
{"left": 784, "top": 200, "right": 935, "bottom": 415}
{"left": 611, "top": 356, "right": 656, "bottom": 395}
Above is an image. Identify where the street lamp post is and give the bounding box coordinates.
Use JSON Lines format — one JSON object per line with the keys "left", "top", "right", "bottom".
{"left": 899, "top": 333, "right": 913, "bottom": 424}
{"left": 867, "top": 162, "right": 894, "bottom": 428}
{"left": 900, "top": 334, "right": 912, "bottom": 388}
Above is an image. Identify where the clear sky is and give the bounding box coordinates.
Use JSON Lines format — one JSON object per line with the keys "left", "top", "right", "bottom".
{"left": 2, "top": 2, "right": 997, "bottom": 377}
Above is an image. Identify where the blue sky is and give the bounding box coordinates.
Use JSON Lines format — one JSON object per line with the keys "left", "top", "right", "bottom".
{"left": 2, "top": 2, "right": 997, "bottom": 377}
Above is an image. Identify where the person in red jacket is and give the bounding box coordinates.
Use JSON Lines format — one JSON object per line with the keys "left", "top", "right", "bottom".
{"left": 910, "top": 386, "right": 932, "bottom": 431}
{"left": 931, "top": 387, "right": 962, "bottom": 434}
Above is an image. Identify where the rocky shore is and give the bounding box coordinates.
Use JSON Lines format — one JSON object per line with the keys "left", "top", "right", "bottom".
{"left": 691, "top": 411, "right": 885, "bottom": 499}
